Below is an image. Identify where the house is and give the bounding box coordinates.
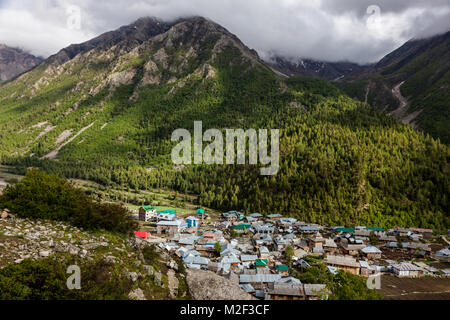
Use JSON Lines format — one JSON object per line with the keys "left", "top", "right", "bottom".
{"left": 379, "top": 235, "right": 397, "bottom": 242}
{"left": 196, "top": 208, "right": 206, "bottom": 220}
{"left": 134, "top": 231, "right": 151, "bottom": 240}
{"left": 274, "top": 236, "right": 288, "bottom": 251}
{"left": 359, "top": 261, "right": 370, "bottom": 276}
{"left": 393, "top": 227, "right": 410, "bottom": 237}
{"left": 293, "top": 248, "right": 308, "bottom": 260}
{"left": 392, "top": 262, "right": 424, "bottom": 278}
{"left": 434, "top": 248, "right": 450, "bottom": 260}
{"left": 248, "top": 213, "right": 264, "bottom": 220}
{"left": 139, "top": 206, "right": 157, "bottom": 221}
{"left": 354, "top": 229, "right": 372, "bottom": 238}
{"left": 259, "top": 246, "right": 270, "bottom": 259}
{"left": 324, "top": 255, "right": 361, "bottom": 275}
{"left": 255, "top": 234, "right": 273, "bottom": 247}
{"left": 240, "top": 254, "right": 258, "bottom": 267}
{"left": 307, "top": 232, "right": 325, "bottom": 250}
{"left": 219, "top": 254, "right": 241, "bottom": 269}
{"left": 334, "top": 227, "right": 355, "bottom": 234}
{"left": 361, "top": 246, "right": 382, "bottom": 259}
{"left": 409, "top": 228, "right": 433, "bottom": 239}
{"left": 254, "top": 224, "right": 275, "bottom": 234}
{"left": 202, "top": 233, "right": 216, "bottom": 244}
{"left": 303, "top": 284, "right": 329, "bottom": 300}
{"left": 157, "top": 220, "right": 183, "bottom": 235}
{"left": 276, "top": 264, "right": 289, "bottom": 276}
{"left": 245, "top": 216, "right": 258, "bottom": 223}
{"left": 299, "top": 225, "right": 319, "bottom": 234}
{"left": 239, "top": 274, "right": 282, "bottom": 290}
{"left": 323, "top": 238, "right": 338, "bottom": 254}
{"left": 267, "top": 214, "right": 283, "bottom": 221}
{"left": 222, "top": 211, "right": 245, "bottom": 222}
{"left": 255, "top": 258, "right": 269, "bottom": 268}
{"left": 279, "top": 218, "right": 297, "bottom": 226}
{"left": 266, "top": 283, "right": 304, "bottom": 300}
{"left": 178, "top": 234, "right": 197, "bottom": 246}
{"left": 157, "top": 210, "right": 177, "bottom": 221}
{"left": 341, "top": 243, "right": 366, "bottom": 256}
{"left": 231, "top": 223, "right": 252, "bottom": 234}
{"left": 413, "top": 262, "right": 439, "bottom": 276}
{"left": 186, "top": 216, "right": 199, "bottom": 228}
{"left": 366, "top": 227, "right": 386, "bottom": 237}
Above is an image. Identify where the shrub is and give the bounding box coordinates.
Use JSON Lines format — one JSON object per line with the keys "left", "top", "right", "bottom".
{"left": 0, "top": 169, "right": 137, "bottom": 234}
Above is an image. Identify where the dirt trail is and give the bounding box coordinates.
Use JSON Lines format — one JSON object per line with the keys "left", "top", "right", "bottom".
{"left": 41, "top": 122, "right": 95, "bottom": 160}
{"left": 388, "top": 82, "right": 422, "bottom": 126}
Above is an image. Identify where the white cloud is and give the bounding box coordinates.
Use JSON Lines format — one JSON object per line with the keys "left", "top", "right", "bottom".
{"left": 0, "top": 0, "right": 449, "bottom": 64}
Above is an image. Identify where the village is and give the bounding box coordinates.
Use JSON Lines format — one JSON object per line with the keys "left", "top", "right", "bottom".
{"left": 131, "top": 206, "right": 450, "bottom": 300}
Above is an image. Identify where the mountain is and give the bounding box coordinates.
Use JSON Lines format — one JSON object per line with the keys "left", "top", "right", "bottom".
{"left": 268, "top": 56, "right": 369, "bottom": 80}
{"left": 337, "top": 31, "right": 450, "bottom": 143}
{"left": 0, "top": 45, "right": 42, "bottom": 81}
{"left": 0, "top": 17, "right": 448, "bottom": 231}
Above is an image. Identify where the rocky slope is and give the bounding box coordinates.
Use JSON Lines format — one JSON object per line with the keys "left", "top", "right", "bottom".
{"left": 0, "top": 212, "right": 189, "bottom": 299}
{"left": 337, "top": 31, "right": 450, "bottom": 143}
{"left": 0, "top": 45, "right": 42, "bottom": 81}
{"left": 0, "top": 211, "right": 254, "bottom": 300}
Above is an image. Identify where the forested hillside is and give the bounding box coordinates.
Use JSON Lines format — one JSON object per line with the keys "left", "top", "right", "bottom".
{"left": 0, "top": 17, "right": 448, "bottom": 232}
{"left": 338, "top": 31, "right": 450, "bottom": 144}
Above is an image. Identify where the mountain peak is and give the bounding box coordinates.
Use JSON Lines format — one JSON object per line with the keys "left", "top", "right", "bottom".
{"left": 0, "top": 45, "right": 43, "bottom": 81}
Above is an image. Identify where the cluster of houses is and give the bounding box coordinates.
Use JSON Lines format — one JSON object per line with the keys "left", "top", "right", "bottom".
{"left": 134, "top": 207, "right": 450, "bottom": 300}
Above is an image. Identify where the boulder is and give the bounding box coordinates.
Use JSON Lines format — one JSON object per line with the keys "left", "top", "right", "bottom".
{"left": 128, "top": 288, "right": 146, "bottom": 300}
{"left": 39, "top": 250, "right": 51, "bottom": 257}
{"left": 186, "top": 269, "right": 256, "bottom": 300}
{"left": 127, "top": 272, "right": 139, "bottom": 282}
{"left": 143, "top": 265, "right": 154, "bottom": 276}
{"left": 1, "top": 210, "right": 8, "bottom": 219}
{"left": 154, "top": 271, "right": 162, "bottom": 286}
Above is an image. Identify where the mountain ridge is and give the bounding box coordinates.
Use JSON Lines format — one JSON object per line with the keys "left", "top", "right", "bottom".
{"left": 0, "top": 45, "right": 43, "bottom": 81}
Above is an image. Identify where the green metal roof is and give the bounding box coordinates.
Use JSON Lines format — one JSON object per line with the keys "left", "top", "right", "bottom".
{"left": 367, "top": 227, "right": 385, "bottom": 232}
{"left": 232, "top": 223, "right": 251, "bottom": 230}
{"left": 276, "top": 265, "right": 289, "bottom": 271}
{"left": 158, "top": 209, "right": 175, "bottom": 215}
{"left": 255, "top": 259, "right": 268, "bottom": 266}
{"left": 140, "top": 206, "right": 155, "bottom": 211}
{"left": 335, "top": 227, "right": 355, "bottom": 233}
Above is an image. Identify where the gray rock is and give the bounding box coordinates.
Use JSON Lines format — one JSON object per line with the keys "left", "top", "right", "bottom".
{"left": 127, "top": 272, "right": 139, "bottom": 282}
{"left": 186, "top": 269, "right": 256, "bottom": 300}
{"left": 128, "top": 288, "right": 146, "bottom": 300}
{"left": 154, "top": 271, "right": 162, "bottom": 286}
{"left": 39, "top": 250, "right": 51, "bottom": 257}
{"left": 143, "top": 265, "right": 154, "bottom": 276}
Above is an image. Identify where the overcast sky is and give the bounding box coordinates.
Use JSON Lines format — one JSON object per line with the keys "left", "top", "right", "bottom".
{"left": 1, "top": 0, "right": 449, "bottom": 64}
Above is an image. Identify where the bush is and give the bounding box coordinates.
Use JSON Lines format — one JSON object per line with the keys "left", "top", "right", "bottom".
{"left": 0, "top": 169, "right": 137, "bottom": 234}
{"left": 0, "top": 256, "right": 133, "bottom": 300}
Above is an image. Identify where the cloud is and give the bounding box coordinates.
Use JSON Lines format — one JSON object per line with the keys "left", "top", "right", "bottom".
{"left": 0, "top": 0, "right": 449, "bottom": 64}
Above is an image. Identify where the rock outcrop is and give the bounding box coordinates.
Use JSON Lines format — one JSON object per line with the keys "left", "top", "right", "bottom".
{"left": 186, "top": 269, "right": 255, "bottom": 300}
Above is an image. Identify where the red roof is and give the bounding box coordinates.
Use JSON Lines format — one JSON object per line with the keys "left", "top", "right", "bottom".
{"left": 135, "top": 231, "right": 150, "bottom": 239}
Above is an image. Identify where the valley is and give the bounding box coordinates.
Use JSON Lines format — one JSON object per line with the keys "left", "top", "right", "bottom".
{"left": 0, "top": 17, "right": 447, "bottom": 233}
